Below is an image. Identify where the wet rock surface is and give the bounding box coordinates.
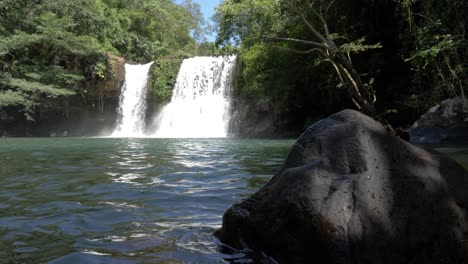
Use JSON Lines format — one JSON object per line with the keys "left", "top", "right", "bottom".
{"left": 216, "top": 109, "right": 468, "bottom": 263}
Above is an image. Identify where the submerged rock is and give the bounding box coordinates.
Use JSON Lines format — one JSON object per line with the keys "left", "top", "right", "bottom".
{"left": 216, "top": 109, "right": 468, "bottom": 264}
{"left": 410, "top": 97, "right": 468, "bottom": 143}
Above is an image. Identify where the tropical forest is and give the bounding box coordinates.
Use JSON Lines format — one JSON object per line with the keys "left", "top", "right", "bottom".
{"left": 0, "top": 0, "right": 467, "bottom": 263}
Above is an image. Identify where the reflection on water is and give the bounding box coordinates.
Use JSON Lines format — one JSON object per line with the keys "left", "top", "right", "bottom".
{"left": 111, "top": 139, "right": 152, "bottom": 185}
{"left": 0, "top": 138, "right": 294, "bottom": 263}
{"left": 3, "top": 138, "right": 463, "bottom": 263}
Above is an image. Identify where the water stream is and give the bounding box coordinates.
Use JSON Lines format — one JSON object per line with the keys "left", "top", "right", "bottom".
{"left": 152, "top": 56, "right": 237, "bottom": 138}
{"left": 112, "top": 62, "right": 154, "bottom": 137}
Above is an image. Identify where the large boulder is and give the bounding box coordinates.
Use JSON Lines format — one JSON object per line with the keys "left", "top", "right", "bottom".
{"left": 216, "top": 109, "right": 468, "bottom": 263}
{"left": 410, "top": 97, "right": 468, "bottom": 143}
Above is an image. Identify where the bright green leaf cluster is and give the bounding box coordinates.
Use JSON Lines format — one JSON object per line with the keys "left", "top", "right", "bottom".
{"left": 339, "top": 38, "right": 382, "bottom": 54}
{"left": 0, "top": 0, "right": 210, "bottom": 123}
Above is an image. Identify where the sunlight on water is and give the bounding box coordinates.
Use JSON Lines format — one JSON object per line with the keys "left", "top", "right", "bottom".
{"left": 1, "top": 138, "right": 465, "bottom": 263}
{"left": 0, "top": 138, "right": 294, "bottom": 263}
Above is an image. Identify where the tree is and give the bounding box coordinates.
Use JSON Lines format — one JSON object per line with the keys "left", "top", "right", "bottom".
{"left": 215, "top": 0, "right": 383, "bottom": 120}
{"left": 398, "top": 0, "right": 467, "bottom": 111}
{"left": 266, "top": 0, "right": 382, "bottom": 119}
{"left": 0, "top": 0, "right": 210, "bottom": 126}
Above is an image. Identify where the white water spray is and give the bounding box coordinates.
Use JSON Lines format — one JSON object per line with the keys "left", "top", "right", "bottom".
{"left": 112, "top": 62, "right": 153, "bottom": 137}
{"left": 152, "top": 56, "right": 237, "bottom": 138}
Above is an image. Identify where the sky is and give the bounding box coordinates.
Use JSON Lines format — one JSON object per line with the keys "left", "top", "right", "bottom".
{"left": 190, "top": 0, "right": 222, "bottom": 42}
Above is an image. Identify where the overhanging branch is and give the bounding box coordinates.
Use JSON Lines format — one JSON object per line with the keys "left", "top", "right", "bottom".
{"left": 284, "top": 0, "right": 330, "bottom": 46}
{"left": 264, "top": 36, "right": 329, "bottom": 50}
{"left": 272, "top": 45, "right": 325, "bottom": 55}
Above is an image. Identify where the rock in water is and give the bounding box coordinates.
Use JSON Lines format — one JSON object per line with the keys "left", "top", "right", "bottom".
{"left": 215, "top": 109, "right": 468, "bottom": 264}
{"left": 410, "top": 96, "right": 468, "bottom": 143}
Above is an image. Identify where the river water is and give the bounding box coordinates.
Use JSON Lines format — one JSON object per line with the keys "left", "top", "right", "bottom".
{"left": 0, "top": 138, "right": 467, "bottom": 263}
{"left": 0, "top": 138, "right": 294, "bottom": 263}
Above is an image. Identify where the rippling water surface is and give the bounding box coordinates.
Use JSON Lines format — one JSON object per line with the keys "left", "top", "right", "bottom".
{"left": 1, "top": 138, "right": 467, "bottom": 263}
{"left": 0, "top": 138, "right": 294, "bottom": 263}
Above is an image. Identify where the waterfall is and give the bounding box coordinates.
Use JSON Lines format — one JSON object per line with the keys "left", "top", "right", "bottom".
{"left": 151, "top": 56, "right": 237, "bottom": 138}
{"left": 112, "top": 62, "right": 153, "bottom": 137}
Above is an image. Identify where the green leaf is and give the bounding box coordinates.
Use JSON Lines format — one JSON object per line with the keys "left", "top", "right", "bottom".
{"left": 0, "top": 90, "right": 27, "bottom": 107}
{"left": 5, "top": 78, "right": 75, "bottom": 97}
{"left": 339, "top": 37, "right": 382, "bottom": 54}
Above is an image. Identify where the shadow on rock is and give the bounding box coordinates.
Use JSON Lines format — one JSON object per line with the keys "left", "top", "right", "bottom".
{"left": 215, "top": 109, "right": 468, "bottom": 264}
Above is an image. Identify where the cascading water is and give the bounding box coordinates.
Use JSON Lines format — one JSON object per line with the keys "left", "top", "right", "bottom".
{"left": 112, "top": 62, "right": 153, "bottom": 137}
{"left": 151, "top": 56, "right": 237, "bottom": 138}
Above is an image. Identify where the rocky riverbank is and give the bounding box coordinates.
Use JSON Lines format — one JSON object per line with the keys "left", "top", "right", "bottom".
{"left": 410, "top": 97, "right": 468, "bottom": 143}
{"left": 216, "top": 109, "right": 468, "bottom": 263}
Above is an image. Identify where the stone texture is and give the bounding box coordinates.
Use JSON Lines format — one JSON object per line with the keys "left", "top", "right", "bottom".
{"left": 237, "top": 99, "right": 275, "bottom": 137}
{"left": 102, "top": 53, "right": 126, "bottom": 96}
{"left": 231, "top": 99, "right": 298, "bottom": 138}
{"left": 410, "top": 97, "right": 468, "bottom": 143}
{"left": 216, "top": 109, "right": 468, "bottom": 264}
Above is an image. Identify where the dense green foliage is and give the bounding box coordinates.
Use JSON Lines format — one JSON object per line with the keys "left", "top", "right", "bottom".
{"left": 0, "top": 0, "right": 209, "bottom": 124}
{"left": 150, "top": 59, "right": 183, "bottom": 102}
{"left": 401, "top": 0, "right": 467, "bottom": 110}
{"left": 215, "top": 0, "right": 467, "bottom": 127}
{"left": 2, "top": 0, "right": 466, "bottom": 135}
